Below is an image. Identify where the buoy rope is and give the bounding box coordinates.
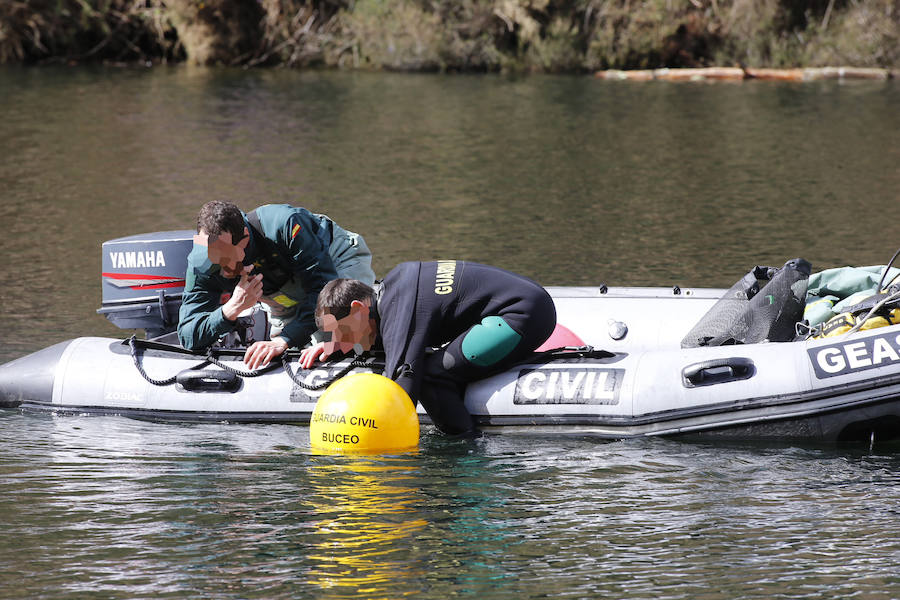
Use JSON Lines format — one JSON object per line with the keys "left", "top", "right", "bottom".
{"left": 129, "top": 335, "right": 194, "bottom": 386}
{"left": 130, "top": 338, "right": 607, "bottom": 390}
{"left": 280, "top": 354, "right": 376, "bottom": 391}
{"left": 204, "top": 351, "right": 281, "bottom": 378}
{"left": 128, "top": 336, "right": 374, "bottom": 389}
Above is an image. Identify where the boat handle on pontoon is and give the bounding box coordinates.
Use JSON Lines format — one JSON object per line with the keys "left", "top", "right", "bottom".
{"left": 175, "top": 369, "right": 242, "bottom": 393}
{"left": 682, "top": 358, "right": 755, "bottom": 388}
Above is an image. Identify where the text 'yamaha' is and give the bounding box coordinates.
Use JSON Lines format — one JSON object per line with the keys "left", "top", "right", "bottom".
{"left": 109, "top": 251, "right": 166, "bottom": 269}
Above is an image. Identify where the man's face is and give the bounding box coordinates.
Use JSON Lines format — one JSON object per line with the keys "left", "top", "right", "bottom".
{"left": 320, "top": 301, "right": 375, "bottom": 355}
{"left": 194, "top": 228, "right": 249, "bottom": 278}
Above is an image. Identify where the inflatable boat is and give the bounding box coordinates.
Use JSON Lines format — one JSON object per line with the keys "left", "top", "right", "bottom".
{"left": 2, "top": 231, "right": 900, "bottom": 443}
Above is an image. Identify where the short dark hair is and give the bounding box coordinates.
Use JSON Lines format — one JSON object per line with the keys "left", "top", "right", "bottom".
{"left": 197, "top": 201, "right": 245, "bottom": 241}
{"left": 315, "top": 279, "right": 375, "bottom": 328}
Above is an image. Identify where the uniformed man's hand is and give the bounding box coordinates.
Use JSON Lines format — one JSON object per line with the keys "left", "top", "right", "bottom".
{"left": 299, "top": 342, "right": 332, "bottom": 370}
{"left": 223, "top": 265, "right": 263, "bottom": 321}
{"left": 244, "top": 337, "right": 289, "bottom": 370}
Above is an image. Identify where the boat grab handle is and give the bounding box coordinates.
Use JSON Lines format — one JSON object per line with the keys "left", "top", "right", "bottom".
{"left": 682, "top": 358, "right": 755, "bottom": 388}
{"left": 176, "top": 369, "right": 241, "bottom": 393}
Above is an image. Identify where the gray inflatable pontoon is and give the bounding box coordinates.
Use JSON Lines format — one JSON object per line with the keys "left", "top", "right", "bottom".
{"left": 1, "top": 231, "right": 899, "bottom": 443}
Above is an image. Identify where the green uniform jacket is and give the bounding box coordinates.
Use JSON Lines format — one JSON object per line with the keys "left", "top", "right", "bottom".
{"left": 177, "top": 204, "right": 339, "bottom": 351}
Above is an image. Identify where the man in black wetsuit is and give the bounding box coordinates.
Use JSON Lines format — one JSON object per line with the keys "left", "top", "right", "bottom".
{"left": 299, "top": 260, "right": 557, "bottom": 435}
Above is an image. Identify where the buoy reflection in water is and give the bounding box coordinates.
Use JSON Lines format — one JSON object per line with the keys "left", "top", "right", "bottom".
{"left": 305, "top": 459, "right": 427, "bottom": 598}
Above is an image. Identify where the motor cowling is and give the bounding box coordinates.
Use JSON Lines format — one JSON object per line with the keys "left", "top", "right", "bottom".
{"left": 97, "top": 230, "right": 194, "bottom": 338}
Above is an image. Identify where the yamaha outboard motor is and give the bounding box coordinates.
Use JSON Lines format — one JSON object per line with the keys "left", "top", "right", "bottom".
{"left": 97, "top": 230, "right": 195, "bottom": 338}
{"left": 682, "top": 258, "right": 812, "bottom": 347}
{"left": 96, "top": 230, "right": 267, "bottom": 345}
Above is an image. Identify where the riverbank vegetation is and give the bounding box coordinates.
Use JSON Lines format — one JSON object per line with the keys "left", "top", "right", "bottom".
{"left": 1, "top": 0, "right": 897, "bottom": 71}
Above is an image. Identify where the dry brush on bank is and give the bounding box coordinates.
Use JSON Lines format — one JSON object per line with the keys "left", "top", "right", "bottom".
{"left": 1, "top": 0, "right": 897, "bottom": 71}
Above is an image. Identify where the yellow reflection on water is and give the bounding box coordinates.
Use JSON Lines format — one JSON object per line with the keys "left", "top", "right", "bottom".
{"left": 305, "top": 459, "right": 428, "bottom": 598}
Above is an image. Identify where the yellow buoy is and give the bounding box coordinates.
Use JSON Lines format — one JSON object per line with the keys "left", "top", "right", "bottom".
{"left": 310, "top": 373, "right": 419, "bottom": 454}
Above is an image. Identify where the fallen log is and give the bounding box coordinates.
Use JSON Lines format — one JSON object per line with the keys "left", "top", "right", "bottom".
{"left": 655, "top": 67, "right": 745, "bottom": 81}
{"left": 595, "top": 67, "right": 894, "bottom": 82}
{"left": 743, "top": 68, "right": 805, "bottom": 81}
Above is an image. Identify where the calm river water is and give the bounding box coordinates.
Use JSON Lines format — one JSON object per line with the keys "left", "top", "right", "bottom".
{"left": 1, "top": 67, "right": 899, "bottom": 599}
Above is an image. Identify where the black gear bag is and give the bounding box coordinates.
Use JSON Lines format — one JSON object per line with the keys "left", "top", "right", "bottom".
{"left": 681, "top": 258, "right": 812, "bottom": 348}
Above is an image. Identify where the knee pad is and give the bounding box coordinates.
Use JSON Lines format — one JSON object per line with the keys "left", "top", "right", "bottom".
{"left": 460, "top": 316, "right": 522, "bottom": 367}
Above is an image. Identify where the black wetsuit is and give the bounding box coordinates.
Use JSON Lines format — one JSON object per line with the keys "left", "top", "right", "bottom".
{"left": 375, "top": 261, "right": 556, "bottom": 434}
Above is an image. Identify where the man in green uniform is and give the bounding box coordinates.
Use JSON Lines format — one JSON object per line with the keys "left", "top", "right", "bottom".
{"left": 178, "top": 201, "right": 375, "bottom": 368}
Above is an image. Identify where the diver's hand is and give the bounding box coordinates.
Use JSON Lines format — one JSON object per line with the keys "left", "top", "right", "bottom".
{"left": 244, "top": 338, "right": 288, "bottom": 370}
{"left": 223, "top": 266, "right": 263, "bottom": 321}
{"left": 299, "top": 342, "right": 332, "bottom": 370}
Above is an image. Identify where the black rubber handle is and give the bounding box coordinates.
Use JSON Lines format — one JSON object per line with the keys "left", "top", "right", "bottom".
{"left": 682, "top": 357, "right": 755, "bottom": 388}
{"left": 176, "top": 369, "right": 241, "bottom": 393}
